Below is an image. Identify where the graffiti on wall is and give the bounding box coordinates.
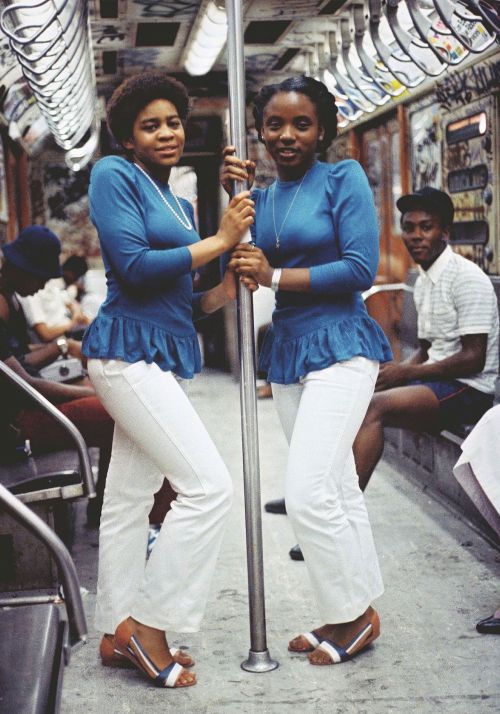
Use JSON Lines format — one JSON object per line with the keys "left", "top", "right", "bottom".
{"left": 409, "top": 98, "right": 443, "bottom": 191}
{"left": 132, "top": 0, "right": 197, "bottom": 18}
{"left": 436, "top": 58, "right": 500, "bottom": 110}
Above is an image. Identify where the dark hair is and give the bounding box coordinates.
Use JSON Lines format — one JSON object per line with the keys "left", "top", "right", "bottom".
{"left": 252, "top": 75, "right": 338, "bottom": 151}
{"left": 62, "top": 255, "right": 88, "bottom": 278}
{"left": 107, "top": 71, "right": 190, "bottom": 146}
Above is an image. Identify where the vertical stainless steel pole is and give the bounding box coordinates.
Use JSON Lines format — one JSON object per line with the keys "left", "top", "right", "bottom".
{"left": 225, "top": 0, "right": 278, "bottom": 674}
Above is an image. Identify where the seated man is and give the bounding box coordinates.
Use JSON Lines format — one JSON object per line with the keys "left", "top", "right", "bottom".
{"left": 0, "top": 226, "right": 113, "bottom": 524}
{"left": 18, "top": 254, "right": 90, "bottom": 342}
{"left": 353, "top": 187, "right": 499, "bottom": 491}
{"left": 268, "top": 187, "right": 499, "bottom": 562}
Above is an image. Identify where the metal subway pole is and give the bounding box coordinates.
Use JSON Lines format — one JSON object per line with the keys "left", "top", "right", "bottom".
{"left": 225, "top": 0, "right": 278, "bottom": 674}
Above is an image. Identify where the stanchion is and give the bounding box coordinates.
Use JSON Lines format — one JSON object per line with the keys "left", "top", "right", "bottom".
{"left": 225, "top": 0, "right": 279, "bottom": 674}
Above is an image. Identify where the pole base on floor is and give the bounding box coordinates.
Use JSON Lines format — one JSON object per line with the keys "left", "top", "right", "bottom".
{"left": 241, "top": 649, "right": 279, "bottom": 673}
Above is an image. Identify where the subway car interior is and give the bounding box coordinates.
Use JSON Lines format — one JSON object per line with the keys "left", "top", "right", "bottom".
{"left": 0, "top": 0, "right": 499, "bottom": 712}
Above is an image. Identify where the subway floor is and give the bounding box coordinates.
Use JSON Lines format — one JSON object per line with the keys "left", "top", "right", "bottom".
{"left": 61, "top": 370, "right": 500, "bottom": 714}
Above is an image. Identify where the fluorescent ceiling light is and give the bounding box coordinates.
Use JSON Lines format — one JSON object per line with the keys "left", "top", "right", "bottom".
{"left": 184, "top": 0, "right": 227, "bottom": 76}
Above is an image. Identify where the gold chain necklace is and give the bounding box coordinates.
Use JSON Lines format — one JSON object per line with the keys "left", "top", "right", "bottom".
{"left": 134, "top": 163, "right": 193, "bottom": 231}
{"left": 272, "top": 170, "right": 309, "bottom": 250}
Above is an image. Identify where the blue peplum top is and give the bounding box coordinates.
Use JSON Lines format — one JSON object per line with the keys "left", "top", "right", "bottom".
{"left": 82, "top": 156, "right": 204, "bottom": 378}
{"left": 253, "top": 159, "right": 393, "bottom": 384}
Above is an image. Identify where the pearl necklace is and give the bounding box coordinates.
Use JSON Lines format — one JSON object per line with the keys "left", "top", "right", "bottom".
{"left": 134, "top": 163, "right": 193, "bottom": 231}
{"left": 272, "top": 170, "right": 309, "bottom": 250}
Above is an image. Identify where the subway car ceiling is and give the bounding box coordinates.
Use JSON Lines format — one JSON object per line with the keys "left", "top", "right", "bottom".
{"left": 0, "top": 0, "right": 498, "bottom": 169}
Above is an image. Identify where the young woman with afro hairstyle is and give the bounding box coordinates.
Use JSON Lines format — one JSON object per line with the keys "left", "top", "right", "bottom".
{"left": 82, "top": 71, "right": 254, "bottom": 689}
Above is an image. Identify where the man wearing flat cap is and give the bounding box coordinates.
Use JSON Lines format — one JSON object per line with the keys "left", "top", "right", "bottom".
{"left": 0, "top": 226, "right": 113, "bottom": 524}
{"left": 353, "top": 187, "right": 499, "bottom": 491}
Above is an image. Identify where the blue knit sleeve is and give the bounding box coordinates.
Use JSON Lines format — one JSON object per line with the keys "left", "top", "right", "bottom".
{"left": 89, "top": 157, "right": 192, "bottom": 289}
{"left": 309, "top": 161, "right": 379, "bottom": 294}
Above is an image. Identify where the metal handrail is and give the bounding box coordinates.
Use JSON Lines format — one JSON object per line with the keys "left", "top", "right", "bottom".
{"left": 385, "top": 0, "right": 446, "bottom": 77}
{"left": 406, "top": 0, "right": 468, "bottom": 66}
{"left": 328, "top": 29, "right": 376, "bottom": 113}
{"left": 432, "top": 0, "right": 496, "bottom": 53}
{"left": 0, "top": 482, "right": 87, "bottom": 651}
{"left": 339, "top": 16, "right": 391, "bottom": 107}
{"left": 0, "top": 0, "right": 80, "bottom": 54}
{"left": 0, "top": 361, "right": 95, "bottom": 499}
{"left": 352, "top": 3, "right": 406, "bottom": 97}
{"left": 0, "top": 0, "right": 97, "bottom": 153}
{"left": 368, "top": 0, "right": 426, "bottom": 88}
{"left": 362, "top": 282, "right": 414, "bottom": 300}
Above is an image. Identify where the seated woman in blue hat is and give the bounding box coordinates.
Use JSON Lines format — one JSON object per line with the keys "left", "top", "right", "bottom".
{"left": 0, "top": 226, "right": 114, "bottom": 502}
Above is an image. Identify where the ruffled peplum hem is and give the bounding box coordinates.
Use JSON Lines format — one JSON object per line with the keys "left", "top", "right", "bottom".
{"left": 82, "top": 314, "right": 201, "bottom": 379}
{"left": 259, "top": 314, "right": 393, "bottom": 384}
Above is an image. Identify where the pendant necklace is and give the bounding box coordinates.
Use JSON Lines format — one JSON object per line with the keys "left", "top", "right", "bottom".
{"left": 272, "top": 169, "right": 308, "bottom": 250}
{"left": 134, "top": 162, "right": 193, "bottom": 231}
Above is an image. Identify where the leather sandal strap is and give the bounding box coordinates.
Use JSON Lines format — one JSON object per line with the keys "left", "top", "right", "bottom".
{"left": 344, "top": 622, "right": 372, "bottom": 655}
{"left": 318, "top": 639, "right": 350, "bottom": 663}
{"left": 303, "top": 631, "right": 321, "bottom": 648}
{"left": 156, "top": 661, "right": 184, "bottom": 688}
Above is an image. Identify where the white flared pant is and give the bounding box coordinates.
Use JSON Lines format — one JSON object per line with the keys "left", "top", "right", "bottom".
{"left": 87, "top": 359, "right": 233, "bottom": 634}
{"left": 271, "top": 356, "right": 384, "bottom": 623}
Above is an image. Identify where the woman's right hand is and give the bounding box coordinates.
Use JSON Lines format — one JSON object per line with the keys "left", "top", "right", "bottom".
{"left": 220, "top": 146, "right": 256, "bottom": 196}
{"left": 217, "top": 191, "right": 255, "bottom": 251}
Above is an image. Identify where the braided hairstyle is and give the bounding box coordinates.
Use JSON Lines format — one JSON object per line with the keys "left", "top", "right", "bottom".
{"left": 252, "top": 75, "right": 338, "bottom": 151}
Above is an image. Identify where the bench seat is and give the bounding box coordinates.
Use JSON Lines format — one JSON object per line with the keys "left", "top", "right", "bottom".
{"left": 0, "top": 603, "right": 65, "bottom": 714}
{"left": 0, "top": 451, "right": 82, "bottom": 503}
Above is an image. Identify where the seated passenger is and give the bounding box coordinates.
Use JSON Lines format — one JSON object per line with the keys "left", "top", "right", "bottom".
{"left": 353, "top": 187, "right": 499, "bottom": 491}
{"left": 452, "top": 404, "right": 500, "bottom": 635}
{"left": 0, "top": 226, "right": 113, "bottom": 525}
{"left": 18, "top": 254, "right": 91, "bottom": 342}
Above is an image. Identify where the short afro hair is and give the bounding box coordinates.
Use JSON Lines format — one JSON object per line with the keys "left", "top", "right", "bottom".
{"left": 106, "top": 71, "right": 190, "bottom": 146}
{"left": 62, "top": 255, "right": 88, "bottom": 279}
{"left": 252, "top": 75, "right": 338, "bottom": 151}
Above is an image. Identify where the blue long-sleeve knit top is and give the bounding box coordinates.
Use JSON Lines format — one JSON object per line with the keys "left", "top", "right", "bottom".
{"left": 82, "top": 156, "right": 204, "bottom": 378}
{"left": 254, "top": 159, "right": 392, "bottom": 384}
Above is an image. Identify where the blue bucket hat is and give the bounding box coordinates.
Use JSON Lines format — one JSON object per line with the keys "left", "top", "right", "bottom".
{"left": 3, "top": 226, "right": 62, "bottom": 279}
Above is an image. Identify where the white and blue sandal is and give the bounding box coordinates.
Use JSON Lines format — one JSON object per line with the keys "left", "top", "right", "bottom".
{"left": 288, "top": 630, "right": 324, "bottom": 653}
{"left": 309, "top": 612, "right": 380, "bottom": 665}
{"left": 115, "top": 621, "right": 196, "bottom": 688}
{"left": 101, "top": 634, "right": 194, "bottom": 668}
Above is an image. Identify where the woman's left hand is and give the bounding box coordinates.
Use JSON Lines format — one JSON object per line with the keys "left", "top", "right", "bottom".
{"left": 228, "top": 243, "right": 273, "bottom": 288}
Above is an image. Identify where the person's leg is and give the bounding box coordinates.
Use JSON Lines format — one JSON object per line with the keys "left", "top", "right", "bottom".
{"left": 263, "top": 382, "right": 302, "bottom": 517}
{"left": 93, "top": 422, "right": 164, "bottom": 632}
{"left": 16, "top": 396, "right": 115, "bottom": 526}
{"left": 353, "top": 385, "right": 441, "bottom": 491}
{"left": 88, "top": 359, "right": 233, "bottom": 635}
{"left": 16, "top": 396, "right": 114, "bottom": 453}
{"left": 283, "top": 358, "right": 383, "bottom": 663}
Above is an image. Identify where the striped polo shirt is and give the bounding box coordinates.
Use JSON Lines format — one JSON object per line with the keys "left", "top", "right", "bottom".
{"left": 414, "top": 245, "right": 499, "bottom": 394}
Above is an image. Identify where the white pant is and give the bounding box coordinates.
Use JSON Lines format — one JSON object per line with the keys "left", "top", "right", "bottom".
{"left": 272, "top": 357, "right": 384, "bottom": 623}
{"left": 87, "top": 359, "right": 233, "bottom": 633}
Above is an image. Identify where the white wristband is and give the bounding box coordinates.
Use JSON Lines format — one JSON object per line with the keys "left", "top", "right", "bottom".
{"left": 270, "top": 268, "right": 282, "bottom": 292}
